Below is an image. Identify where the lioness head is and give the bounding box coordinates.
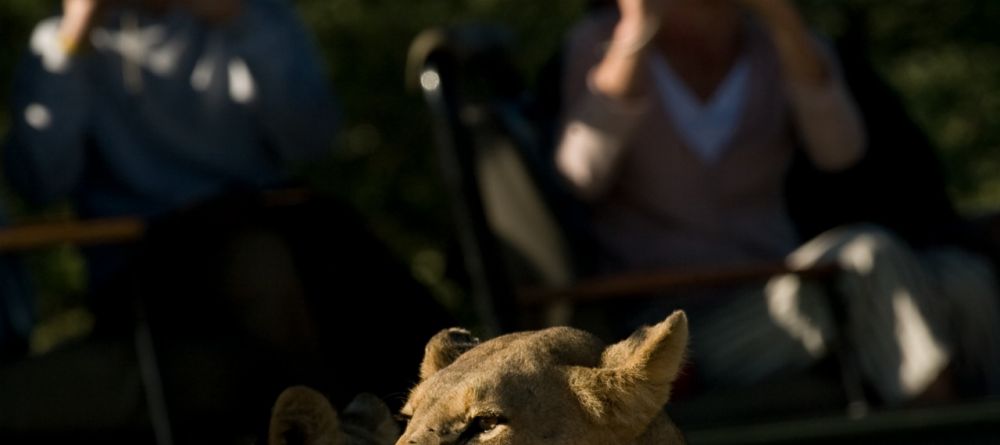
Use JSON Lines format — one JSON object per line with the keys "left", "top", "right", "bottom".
{"left": 398, "top": 311, "right": 688, "bottom": 444}
{"left": 269, "top": 386, "right": 399, "bottom": 445}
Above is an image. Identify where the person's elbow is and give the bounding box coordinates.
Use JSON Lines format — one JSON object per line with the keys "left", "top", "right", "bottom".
{"left": 807, "top": 117, "right": 868, "bottom": 172}
{"left": 819, "top": 140, "right": 866, "bottom": 172}
{"left": 556, "top": 152, "right": 607, "bottom": 201}
{"left": 555, "top": 123, "right": 619, "bottom": 201}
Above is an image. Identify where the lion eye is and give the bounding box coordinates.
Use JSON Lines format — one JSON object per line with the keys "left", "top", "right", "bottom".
{"left": 394, "top": 413, "right": 412, "bottom": 428}
{"left": 457, "top": 414, "right": 506, "bottom": 443}
{"left": 476, "top": 415, "right": 500, "bottom": 432}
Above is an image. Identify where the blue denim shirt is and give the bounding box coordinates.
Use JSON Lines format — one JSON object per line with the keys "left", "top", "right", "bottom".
{"left": 5, "top": 0, "right": 339, "bottom": 218}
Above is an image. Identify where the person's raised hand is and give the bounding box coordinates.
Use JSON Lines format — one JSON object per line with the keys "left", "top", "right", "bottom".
{"left": 60, "top": 0, "right": 104, "bottom": 53}
{"left": 593, "top": 0, "right": 665, "bottom": 98}
{"left": 617, "top": 0, "right": 666, "bottom": 31}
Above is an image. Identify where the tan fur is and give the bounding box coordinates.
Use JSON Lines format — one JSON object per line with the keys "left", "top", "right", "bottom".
{"left": 419, "top": 328, "right": 481, "bottom": 381}
{"left": 398, "top": 311, "right": 689, "bottom": 445}
{"left": 269, "top": 386, "right": 399, "bottom": 445}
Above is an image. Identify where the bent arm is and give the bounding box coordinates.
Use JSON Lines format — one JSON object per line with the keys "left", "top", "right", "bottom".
{"left": 748, "top": 0, "right": 866, "bottom": 171}
{"left": 233, "top": 1, "right": 339, "bottom": 165}
{"left": 555, "top": 14, "right": 653, "bottom": 200}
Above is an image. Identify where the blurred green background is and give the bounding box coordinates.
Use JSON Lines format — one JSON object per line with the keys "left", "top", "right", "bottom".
{"left": 1, "top": 0, "right": 999, "bottom": 346}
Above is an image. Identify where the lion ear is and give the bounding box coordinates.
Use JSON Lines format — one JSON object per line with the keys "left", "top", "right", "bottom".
{"left": 568, "top": 311, "right": 688, "bottom": 438}
{"left": 419, "top": 328, "right": 480, "bottom": 380}
{"left": 269, "top": 386, "right": 343, "bottom": 445}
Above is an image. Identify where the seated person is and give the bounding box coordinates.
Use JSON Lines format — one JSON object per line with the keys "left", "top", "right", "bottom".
{"left": 3, "top": 0, "right": 453, "bottom": 437}
{"left": 555, "top": 0, "right": 1000, "bottom": 404}
{"left": 5, "top": 0, "right": 339, "bottom": 284}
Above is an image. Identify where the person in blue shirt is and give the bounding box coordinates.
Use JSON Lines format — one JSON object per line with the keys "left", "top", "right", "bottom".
{"left": 4, "top": 0, "right": 340, "bottom": 299}
{"left": 5, "top": 0, "right": 339, "bottom": 220}
{"left": 4, "top": 2, "right": 458, "bottom": 440}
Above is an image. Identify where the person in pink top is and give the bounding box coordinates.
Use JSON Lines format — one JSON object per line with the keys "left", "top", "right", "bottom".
{"left": 556, "top": 0, "right": 1000, "bottom": 405}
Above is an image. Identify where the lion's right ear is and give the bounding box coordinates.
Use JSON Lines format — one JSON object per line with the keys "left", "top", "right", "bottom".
{"left": 567, "top": 311, "right": 688, "bottom": 441}
{"left": 419, "top": 328, "right": 480, "bottom": 380}
{"left": 269, "top": 386, "right": 343, "bottom": 445}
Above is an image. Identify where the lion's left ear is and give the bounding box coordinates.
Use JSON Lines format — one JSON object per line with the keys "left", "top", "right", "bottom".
{"left": 269, "top": 386, "right": 343, "bottom": 445}
{"left": 419, "top": 328, "right": 480, "bottom": 380}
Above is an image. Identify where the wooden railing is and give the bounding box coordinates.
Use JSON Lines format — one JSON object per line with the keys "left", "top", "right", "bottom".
{"left": 518, "top": 262, "right": 841, "bottom": 307}
{"left": 0, "top": 217, "right": 145, "bottom": 253}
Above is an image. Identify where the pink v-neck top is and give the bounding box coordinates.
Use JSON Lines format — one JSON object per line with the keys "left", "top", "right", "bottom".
{"left": 556, "top": 11, "right": 866, "bottom": 272}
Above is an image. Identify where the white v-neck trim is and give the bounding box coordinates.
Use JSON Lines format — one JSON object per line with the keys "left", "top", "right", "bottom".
{"left": 649, "top": 53, "right": 751, "bottom": 163}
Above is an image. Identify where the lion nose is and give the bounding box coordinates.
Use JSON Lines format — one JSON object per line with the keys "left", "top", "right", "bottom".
{"left": 397, "top": 429, "right": 444, "bottom": 445}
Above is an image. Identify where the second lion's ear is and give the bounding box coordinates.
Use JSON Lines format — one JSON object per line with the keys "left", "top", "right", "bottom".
{"left": 269, "top": 386, "right": 342, "bottom": 445}
{"left": 419, "top": 328, "right": 480, "bottom": 380}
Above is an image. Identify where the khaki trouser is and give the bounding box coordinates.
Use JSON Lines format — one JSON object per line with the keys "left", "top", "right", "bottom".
{"left": 690, "top": 224, "right": 1000, "bottom": 405}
